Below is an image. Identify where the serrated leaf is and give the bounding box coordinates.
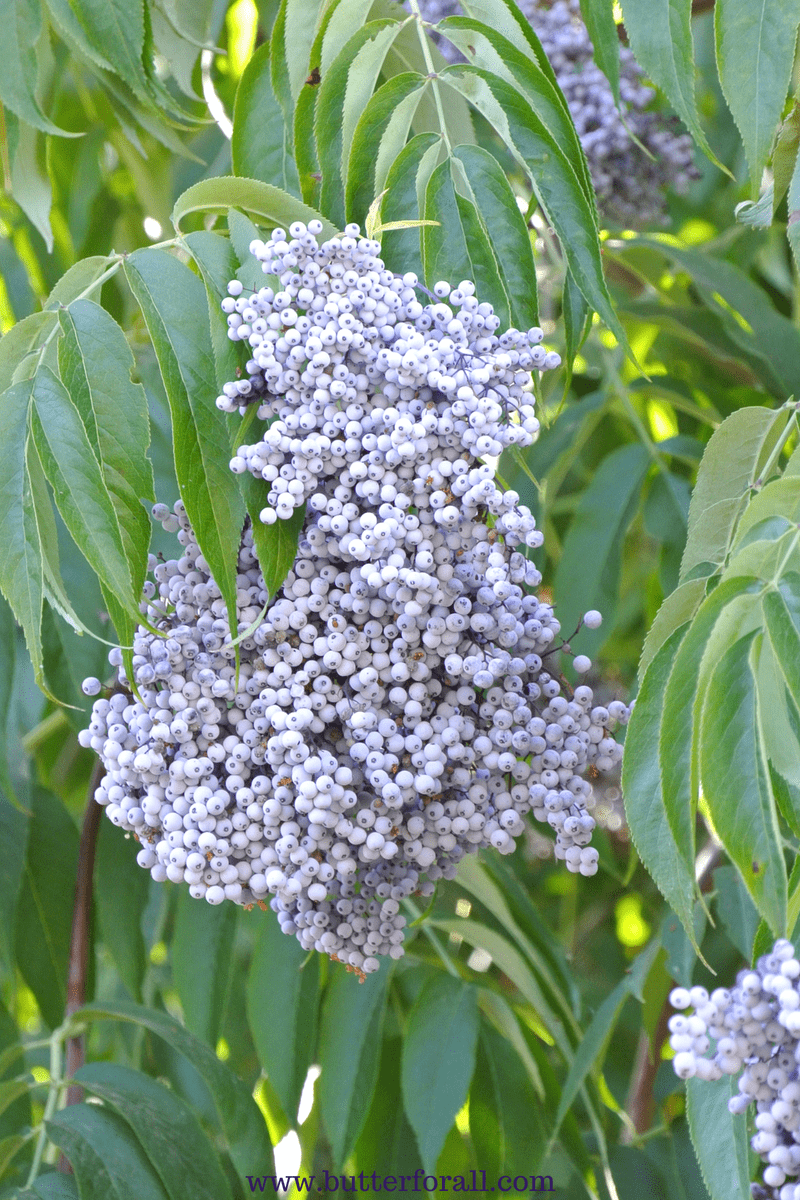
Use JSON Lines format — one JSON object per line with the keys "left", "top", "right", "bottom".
{"left": 701, "top": 632, "right": 786, "bottom": 935}
{"left": 318, "top": 965, "right": 390, "bottom": 1167}
{"left": 232, "top": 42, "right": 301, "bottom": 197}
{"left": 124, "top": 249, "right": 245, "bottom": 646}
{"left": 242, "top": 493, "right": 305, "bottom": 601}
{"left": 161, "top": 0, "right": 216, "bottom": 48}
{"left": 172, "top": 890, "right": 237, "bottom": 1047}
{"left": 14, "top": 787, "right": 78, "bottom": 1029}
{"left": 680, "top": 405, "right": 789, "bottom": 583}
{"left": 315, "top": 20, "right": 399, "bottom": 229}
{"left": 75, "top": 1000, "right": 274, "bottom": 1175}
{"left": 57, "top": 299, "right": 154, "bottom": 601}
{"left": 45, "top": 257, "right": 117, "bottom": 311}
{"left": 246, "top": 912, "right": 320, "bottom": 1123}
{"left": 171, "top": 176, "right": 335, "bottom": 238}
{"left": 31, "top": 366, "right": 136, "bottom": 614}
{"left": 6, "top": 114, "right": 53, "bottom": 251}
{"left": 764, "top": 573, "right": 800, "bottom": 723}
{"left": 95, "top": 821, "right": 149, "bottom": 1002}
{"left": 402, "top": 975, "right": 479, "bottom": 1175}
{"left": 44, "top": 0, "right": 113, "bottom": 70}
{"left": 714, "top": 0, "right": 800, "bottom": 192}
{"left": 685, "top": 1074, "right": 751, "bottom": 1200}
{"left": 442, "top": 64, "right": 630, "bottom": 356}
{"left": 66, "top": 0, "right": 150, "bottom": 106}
{"left": 182, "top": 230, "right": 243, "bottom": 390}
{"left": 578, "top": 0, "right": 621, "bottom": 105}
{"left": 639, "top": 579, "right": 706, "bottom": 679}
{"left": 76, "top": 1063, "right": 234, "bottom": 1200}
{"left": 0, "top": 0, "right": 76, "bottom": 136}
{"left": 660, "top": 577, "right": 763, "bottom": 884}
{"left": 715, "top": 865, "right": 761, "bottom": 960}
{"left": 622, "top": 625, "right": 699, "bottom": 945}
{"left": 0, "top": 312, "right": 53, "bottom": 392}
{"left": 46, "top": 1104, "right": 169, "bottom": 1200}
{"left": 618, "top": 0, "right": 729, "bottom": 175}
{"left": 345, "top": 73, "right": 427, "bottom": 226}
{"left": 283, "top": 0, "right": 325, "bottom": 101}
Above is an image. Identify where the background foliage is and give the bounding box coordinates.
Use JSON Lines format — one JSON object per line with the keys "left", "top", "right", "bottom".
{"left": 1, "top": 0, "right": 800, "bottom": 1197}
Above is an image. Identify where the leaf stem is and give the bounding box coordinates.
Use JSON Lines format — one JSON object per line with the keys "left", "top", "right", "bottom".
{"left": 406, "top": 1, "right": 453, "bottom": 157}
{"left": 403, "top": 898, "right": 461, "bottom": 977}
{"left": 24, "top": 1024, "right": 66, "bottom": 1187}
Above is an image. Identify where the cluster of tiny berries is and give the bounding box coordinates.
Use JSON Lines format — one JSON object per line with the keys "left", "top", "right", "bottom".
{"left": 416, "top": 0, "right": 698, "bottom": 227}
{"left": 80, "top": 220, "right": 629, "bottom": 973}
{"left": 670, "top": 940, "right": 800, "bottom": 1199}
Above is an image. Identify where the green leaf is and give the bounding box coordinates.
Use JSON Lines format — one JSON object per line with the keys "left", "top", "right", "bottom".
{"left": 562, "top": 267, "right": 591, "bottom": 377}
{"left": 714, "top": 0, "right": 800, "bottom": 191}
{"left": 242, "top": 492, "right": 305, "bottom": 601}
{"left": 26, "top": 1171, "right": 80, "bottom": 1199}
{"left": 0, "top": 312, "right": 53, "bottom": 392}
{"left": 318, "top": 965, "right": 390, "bottom": 1166}
{"left": 46, "top": 1104, "right": 169, "bottom": 1200}
{"left": 578, "top": 0, "right": 621, "bottom": 105}
{"left": 182, "top": 230, "right": 243, "bottom": 391}
{"left": 7, "top": 114, "right": 53, "bottom": 252}
{"left": 764, "top": 572, "right": 800, "bottom": 715}
{"left": 345, "top": 72, "right": 427, "bottom": 226}
{"left": 680, "top": 405, "right": 788, "bottom": 583}
{"left": 379, "top": 131, "right": 441, "bottom": 282}
{"left": 95, "top": 820, "right": 149, "bottom": 1002}
{"left": 618, "top": 0, "right": 728, "bottom": 174}
{"left": 0, "top": 379, "right": 48, "bottom": 694}
{"left": 554, "top": 443, "right": 650, "bottom": 647}
{"left": 75, "top": 1000, "right": 274, "bottom": 1176}
{"left": 714, "top": 865, "right": 760, "bottom": 960}
{"left": 315, "top": 21, "right": 400, "bottom": 229}
{"left": 622, "top": 625, "right": 699, "bottom": 945}
{"left": 44, "top": 0, "right": 113, "bottom": 70}
{"left": 57, "top": 299, "right": 154, "bottom": 600}
{"left": 639, "top": 579, "right": 706, "bottom": 680}
{"left": 172, "top": 890, "right": 237, "bottom": 1047}
{"left": 14, "top": 788, "right": 78, "bottom": 1029}
{"left": 422, "top": 157, "right": 512, "bottom": 330}
{"left": 659, "top": 577, "right": 763, "bottom": 885}
{"left": 171, "top": 177, "right": 336, "bottom": 238}
{"left": 160, "top": 0, "right": 216, "bottom": 48}
{"left": 402, "top": 975, "right": 479, "bottom": 1175}
{"left": 0, "top": 0, "right": 76, "bottom": 135}
{"left": 45, "top": 257, "right": 117, "bottom": 311}
{"left": 701, "top": 632, "right": 786, "bottom": 935}
{"left": 442, "top": 64, "right": 631, "bottom": 354}
{"left": 282, "top": 0, "right": 325, "bottom": 102}
{"left": 246, "top": 912, "right": 320, "bottom": 1123}
{"left": 788, "top": 127, "right": 800, "bottom": 274}
{"left": 685, "top": 1074, "right": 751, "bottom": 1200}
{"left": 66, "top": 0, "right": 150, "bottom": 105}
{"left": 452, "top": 144, "right": 539, "bottom": 331}
{"left": 232, "top": 42, "right": 301, "bottom": 196}
{"left": 469, "top": 1020, "right": 547, "bottom": 1179}
{"left": 75, "top": 1063, "right": 234, "bottom": 1200}
{"left": 124, "top": 249, "right": 245, "bottom": 646}
{"left": 0, "top": 788, "right": 28, "bottom": 969}
{"left": 353, "top": 1036, "right": 423, "bottom": 1176}
{"left": 31, "top": 366, "right": 136, "bottom": 614}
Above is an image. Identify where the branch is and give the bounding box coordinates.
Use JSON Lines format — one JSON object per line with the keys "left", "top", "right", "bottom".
{"left": 62, "top": 760, "right": 104, "bottom": 1108}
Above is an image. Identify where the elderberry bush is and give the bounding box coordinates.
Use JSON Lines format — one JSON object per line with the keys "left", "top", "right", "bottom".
{"left": 416, "top": 0, "right": 698, "bottom": 227}
{"left": 80, "top": 221, "right": 629, "bottom": 974}
{"left": 670, "top": 940, "right": 800, "bottom": 1199}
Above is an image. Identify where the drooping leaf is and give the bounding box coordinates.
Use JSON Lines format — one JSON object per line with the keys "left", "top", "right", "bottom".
{"left": 57, "top": 299, "right": 154, "bottom": 600}
{"left": 764, "top": 572, "right": 800, "bottom": 716}
{"left": 66, "top": 0, "right": 150, "bottom": 105}
{"left": 469, "top": 1020, "right": 547, "bottom": 1179}
{"left": 75, "top": 1000, "right": 274, "bottom": 1176}
{"left": 318, "top": 965, "right": 390, "bottom": 1166}
{"left": 578, "top": 0, "right": 621, "bottom": 104}
{"left": 242, "top": 493, "right": 305, "bottom": 601}
{"left": 14, "top": 787, "right": 79, "bottom": 1029}
{"left": 402, "top": 975, "right": 479, "bottom": 1174}
{"left": 6, "top": 114, "right": 53, "bottom": 252}
{"left": 124, "top": 249, "right": 245, "bottom": 645}
{"left": 685, "top": 1074, "right": 751, "bottom": 1200}
{"left": 345, "top": 72, "right": 427, "bottom": 226}
{"left": 246, "top": 911, "right": 320, "bottom": 1123}
{"left": 94, "top": 821, "right": 149, "bottom": 1002}
{"left": 714, "top": 865, "right": 761, "bottom": 960}
{"left": 0, "top": 0, "right": 76, "bottom": 136}
{"left": 701, "top": 632, "right": 786, "bottom": 935}
{"left": 379, "top": 131, "right": 442, "bottom": 282}
{"left": 75, "top": 1063, "right": 234, "bottom": 1200}
{"left": 46, "top": 1104, "right": 169, "bottom": 1200}
{"left": 353, "top": 1036, "right": 424, "bottom": 1176}
{"left": 714, "top": 0, "right": 800, "bottom": 191}
{"left": 172, "top": 889, "right": 237, "bottom": 1047}
{"left": 622, "top": 626, "right": 699, "bottom": 945}
{"left": 618, "top": 0, "right": 728, "bottom": 174}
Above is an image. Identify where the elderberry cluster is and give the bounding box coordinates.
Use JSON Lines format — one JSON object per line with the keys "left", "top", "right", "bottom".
{"left": 416, "top": 0, "right": 698, "bottom": 227}
{"left": 670, "top": 940, "right": 800, "bottom": 1199}
{"left": 80, "top": 220, "right": 629, "bottom": 973}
